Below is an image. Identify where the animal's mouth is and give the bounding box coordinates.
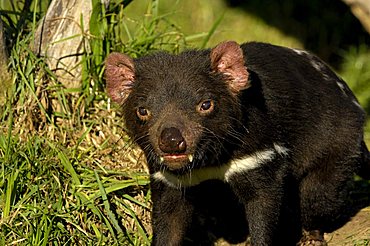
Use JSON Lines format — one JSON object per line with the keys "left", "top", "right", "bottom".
{"left": 160, "top": 154, "right": 194, "bottom": 170}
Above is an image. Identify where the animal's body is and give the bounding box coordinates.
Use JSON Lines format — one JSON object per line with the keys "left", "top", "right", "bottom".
{"left": 105, "top": 41, "right": 370, "bottom": 245}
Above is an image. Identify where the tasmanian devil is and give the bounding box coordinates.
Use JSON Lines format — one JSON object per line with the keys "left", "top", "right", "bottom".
{"left": 105, "top": 41, "right": 370, "bottom": 245}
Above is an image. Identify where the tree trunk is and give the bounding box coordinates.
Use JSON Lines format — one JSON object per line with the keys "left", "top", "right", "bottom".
{"left": 342, "top": 0, "right": 370, "bottom": 34}
{"left": 0, "top": 19, "right": 12, "bottom": 104}
{"left": 33, "top": 0, "right": 92, "bottom": 89}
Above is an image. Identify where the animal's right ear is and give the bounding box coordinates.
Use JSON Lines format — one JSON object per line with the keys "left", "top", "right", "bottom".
{"left": 105, "top": 52, "right": 135, "bottom": 105}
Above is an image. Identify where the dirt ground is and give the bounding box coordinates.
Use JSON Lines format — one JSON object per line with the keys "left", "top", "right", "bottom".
{"left": 325, "top": 207, "right": 370, "bottom": 245}
{"left": 214, "top": 208, "right": 370, "bottom": 246}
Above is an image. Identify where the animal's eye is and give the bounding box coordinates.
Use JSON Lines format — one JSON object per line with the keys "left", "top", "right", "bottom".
{"left": 201, "top": 101, "right": 212, "bottom": 111}
{"left": 137, "top": 107, "right": 150, "bottom": 121}
{"left": 138, "top": 107, "right": 148, "bottom": 116}
{"left": 198, "top": 99, "right": 214, "bottom": 114}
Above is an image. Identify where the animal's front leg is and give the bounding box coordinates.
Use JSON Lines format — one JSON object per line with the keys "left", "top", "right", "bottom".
{"left": 244, "top": 189, "right": 283, "bottom": 245}
{"left": 229, "top": 167, "right": 290, "bottom": 246}
{"left": 150, "top": 179, "right": 193, "bottom": 246}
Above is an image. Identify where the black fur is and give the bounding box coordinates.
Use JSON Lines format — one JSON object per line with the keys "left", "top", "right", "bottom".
{"left": 105, "top": 41, "right": 370, "bottom": 245}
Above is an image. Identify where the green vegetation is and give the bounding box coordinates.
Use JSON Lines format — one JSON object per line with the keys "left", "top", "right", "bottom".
{"left": 340, "top": 45, "right": 370, "bottom": 137}
{"left": 0, "top": 0, "right": 182, "bottom": 244}
{"left": 0, "top": 0, "right": 369, "bottom": 245}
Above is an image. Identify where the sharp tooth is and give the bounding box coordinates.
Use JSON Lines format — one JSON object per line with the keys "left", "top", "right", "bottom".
{"left": 188, "top": 154, "right": 193, "bottom": 162}
{"left": 160, "top": 157, "right": 164, "bottom": 163}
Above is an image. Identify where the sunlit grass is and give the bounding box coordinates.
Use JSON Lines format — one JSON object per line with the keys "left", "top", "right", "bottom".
{"left": 0, "top": 0, "right": 172, "bottom": 244}
{"left": 124, "top": 0, "right": 302, "bottom": 49}
{"left": 340, "top": 45, "right": 370, "bottom": 143}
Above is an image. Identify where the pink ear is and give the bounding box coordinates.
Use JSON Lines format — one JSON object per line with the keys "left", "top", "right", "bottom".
{"left": 105, "top": 52, "right": 135, "bottom": 105}
{"left": 210, "top": 41, "right": 250, "bottom": 93}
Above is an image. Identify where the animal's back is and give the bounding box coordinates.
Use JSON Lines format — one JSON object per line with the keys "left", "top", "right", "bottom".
{"left": 241, "top": 42, "right": 366, "bottom": 176}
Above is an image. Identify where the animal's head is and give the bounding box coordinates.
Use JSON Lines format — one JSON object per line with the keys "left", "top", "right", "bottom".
{"left": 105, "top": 41, "right": 250, "bottom": 173}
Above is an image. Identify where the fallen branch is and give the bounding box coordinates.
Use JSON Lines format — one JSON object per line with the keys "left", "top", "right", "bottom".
{"left": 342, "top": 0, "right": 370, "bottom": 34}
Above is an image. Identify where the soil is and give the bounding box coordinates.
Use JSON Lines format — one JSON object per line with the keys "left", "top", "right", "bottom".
{"left": 215, "top": 207, "right": 370, "bottom": 246}
{"left": 325, "top": 207, "right": 370, "bottom": 245}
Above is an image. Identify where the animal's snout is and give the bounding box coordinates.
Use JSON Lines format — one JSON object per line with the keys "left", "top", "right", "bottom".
{"left": 159, "top": 127, "right": 187, "bottom": 154}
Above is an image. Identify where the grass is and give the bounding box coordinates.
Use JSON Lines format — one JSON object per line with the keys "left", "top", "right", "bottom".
{"left": 340, "top": 45, "right": 370, "bottom": 140}
{"left": 1, "top": 132, "right": 150, "bottom": 244}
{"left": 0, "top": 0, "right": 369, "bottom": 245}
{"left": 0, "top": 0, "right": 178, "bottom": 244}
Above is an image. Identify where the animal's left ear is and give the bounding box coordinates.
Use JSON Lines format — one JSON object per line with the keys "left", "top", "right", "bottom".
{"left": 210, "top": 41, "right": 250, "bottom": 93}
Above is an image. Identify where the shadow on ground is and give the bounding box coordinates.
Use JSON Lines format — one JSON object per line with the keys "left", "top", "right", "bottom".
{"left": 225, "top": 0, "right": 370, "bottom": 67}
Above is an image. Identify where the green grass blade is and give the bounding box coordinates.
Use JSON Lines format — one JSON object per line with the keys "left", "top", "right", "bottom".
{"left": 3, "top": 169, "right": 19, "bottom": 220}
{"left": 120, "top": 200, "right": 150, "bottom": 245}
{"left": 56, "top": 149, "right": 81, "bottom": 186}
{"left": 200, "top": 12, "right": 224, "bottom": 49}
{"left": 94, "top": 170, "right": 124, "bottom": 237}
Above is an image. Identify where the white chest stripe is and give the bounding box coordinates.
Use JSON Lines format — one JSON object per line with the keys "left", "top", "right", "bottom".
{"left": 152, "top": 144, "right": 288, "bottom": 188}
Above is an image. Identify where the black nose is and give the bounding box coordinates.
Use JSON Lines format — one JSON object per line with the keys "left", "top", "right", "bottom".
{"left": 159, "top": 127, "right": 187, "bottom": 154}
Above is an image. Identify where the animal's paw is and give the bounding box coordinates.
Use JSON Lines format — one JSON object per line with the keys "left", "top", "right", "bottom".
{"left": 298, "top": 230, "right": 327, "bottom": 246}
